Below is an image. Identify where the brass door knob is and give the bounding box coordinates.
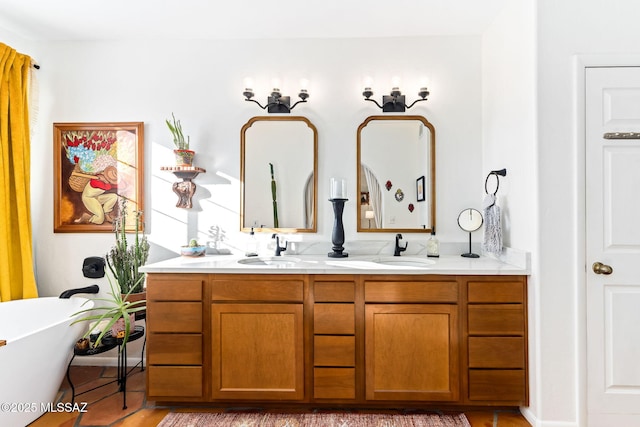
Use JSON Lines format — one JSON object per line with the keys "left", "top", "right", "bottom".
{"left": 592, "top": 262, "right": 613, "bottom": 275}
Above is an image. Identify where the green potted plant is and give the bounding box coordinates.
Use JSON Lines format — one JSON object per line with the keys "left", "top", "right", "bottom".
{"left": 166, "top": 112, "right": 194, "bottom": 166}
{"left": 106, "top": 198, "right": 149, "bottom": 301}
{"left": 71, "top": 274, "right": 146, "bottom": 350}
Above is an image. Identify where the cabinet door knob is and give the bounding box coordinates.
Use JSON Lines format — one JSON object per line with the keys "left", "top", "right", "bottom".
{"left": 592, "top": 262, "right": 613, "bottom": 275}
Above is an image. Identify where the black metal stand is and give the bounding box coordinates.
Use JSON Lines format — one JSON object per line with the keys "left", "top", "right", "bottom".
{"left": 328, "top": 198, "right": 348, "bottom": 258}
{"left": 461, "top": 231, "right": 479, "bottom": 258}
{"left": 66, "top": 325, "right": 145, "bottom": 410}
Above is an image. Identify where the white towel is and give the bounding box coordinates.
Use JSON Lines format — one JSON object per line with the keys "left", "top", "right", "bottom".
{"left": 482, "top": 194, "right": 502, "bottom": 255}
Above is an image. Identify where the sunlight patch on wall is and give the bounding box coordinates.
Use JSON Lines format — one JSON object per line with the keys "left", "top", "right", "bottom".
{"left": 147, "top": 142, "right": 241, "bottom": 258}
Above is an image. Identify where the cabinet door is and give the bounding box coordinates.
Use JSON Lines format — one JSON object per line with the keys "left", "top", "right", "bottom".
{"left": 365, "top": 304, "right": 459, "bottom": 401}
{"left": 211, "top": 303, "right": 304, "bottom": 400}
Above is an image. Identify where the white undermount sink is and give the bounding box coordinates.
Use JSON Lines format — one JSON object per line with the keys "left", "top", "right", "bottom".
{"left": 237, "top": 256, "right": 301, "bottom": 267}
{"left": 369, "top": 256, "right": 436, "bottom": 268}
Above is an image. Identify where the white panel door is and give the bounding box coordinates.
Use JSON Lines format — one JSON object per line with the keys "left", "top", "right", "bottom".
{"left": 586, "top": 67, "right": 640, "bottom": 427}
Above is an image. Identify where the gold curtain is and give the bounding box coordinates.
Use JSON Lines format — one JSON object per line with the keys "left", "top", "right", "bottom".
{"left": 0, "top": 43, "right": 38, "bottom": 301}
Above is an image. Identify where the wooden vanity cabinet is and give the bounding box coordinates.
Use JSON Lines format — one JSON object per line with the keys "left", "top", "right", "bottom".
{"left": 146, "top": 274, "right": 205, "bottom": 401}
{"left": 145, "top": 271, "right": 527, "bottom": 408}
{"left": 364, "top": 277, "right": 460, "bottom": 401}
{"left": 210, "top": 274, "right": 306, "bottom": 401}
{"left": 464, "top": 276, "right": 528, "bottom": 405}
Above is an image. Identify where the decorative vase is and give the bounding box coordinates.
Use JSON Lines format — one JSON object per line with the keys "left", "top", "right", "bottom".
{"left": 174, "top": 149, "right": 195, "bottom": 166}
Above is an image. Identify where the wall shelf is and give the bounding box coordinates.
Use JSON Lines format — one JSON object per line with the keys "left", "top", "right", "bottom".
{"left": 161, "top": 166, "right": 206, "bottom": 209}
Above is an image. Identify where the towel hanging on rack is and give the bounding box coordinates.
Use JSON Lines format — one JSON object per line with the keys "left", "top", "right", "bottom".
{"left": 482, "top": 193, "right": 502, "bottom": 255}
{"left": 482, "top": 169, "right": 506, "bottom": 255}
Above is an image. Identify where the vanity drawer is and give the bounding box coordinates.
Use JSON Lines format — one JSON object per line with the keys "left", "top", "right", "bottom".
{"left": 314, "top": 368, "right": 356, "bottom": 399}
{"left": 314, "top": 281, "right": 355, "bottom": 302}
{"left": 211, "top": 279, "right": 304, "bottom": 302}
{"left": 468, "top": 369, "right": 526, "bottom": 402}
{"left": 468, "top": 281, "right": 524, "bottom": 303}
{"left": 148, "top": 302, "right": 202, "bottom": 333}
{"left": 148, "top": 366, "right": 203, "bottom": 397}
{"left": 147, "top": 276, "right": 204, "bottom": 301}
{"left": 364, "top": 280, "right": 458, "bottom": 303}
{"left": 468, "top": 305, "right": 524, "bottom": 335}
{"left": 314, "top": 335, "right": 355, "bottom": 366}
{"left": 468, "top": 337, "right": 524, "bottom": 368}
{"left": 147, "top": 333, "right": 202, "bottom": 365}
{"left": 314, "top": 304, "right": 355, "bottom": 335}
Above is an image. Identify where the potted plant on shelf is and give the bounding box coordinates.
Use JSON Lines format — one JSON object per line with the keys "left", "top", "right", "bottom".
{"left": 106, "top": 197, "right": 150, "bottom": 306}
{"left": 71, "top": 274, "right": 146, "bottom": 350}
{"left": 166, "top": 112, "right": 194, "bottom": 166}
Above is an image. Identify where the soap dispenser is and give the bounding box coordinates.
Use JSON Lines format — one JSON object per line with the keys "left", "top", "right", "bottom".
{"left": 426, "top": 229, "right": 440, "bottom": 258}
{"left": 245, "top": 228, "right": 259, "bottom": 257}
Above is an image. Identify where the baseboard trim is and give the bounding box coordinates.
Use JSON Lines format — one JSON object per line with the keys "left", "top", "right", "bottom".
{"left": 521, "top": 406, "right": 579, "bottom": 427}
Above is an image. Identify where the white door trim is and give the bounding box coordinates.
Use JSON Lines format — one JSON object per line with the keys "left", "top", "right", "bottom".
{"left": 574, "top": 54, "right": 640, "bottom": 427}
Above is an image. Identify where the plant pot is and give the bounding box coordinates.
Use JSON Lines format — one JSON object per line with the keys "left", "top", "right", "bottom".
{"left": 122, "top": 290, "right": 146, "bottom": 303}
{"left": 122, "top": 291, "right": 146, "bottom": 319}
{"left": 75, "top": 338, "right": 90, "bottom": 350}
{"left": 110, "top": 314, "right": 136, "bottom": 339}
{"left": 174, "top": 149, "right": 195, "bottom": 166}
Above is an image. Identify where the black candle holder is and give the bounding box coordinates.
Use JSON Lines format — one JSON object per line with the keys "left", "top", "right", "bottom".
{"left": 328, "top": 198, "right": 348, "bottom": 258}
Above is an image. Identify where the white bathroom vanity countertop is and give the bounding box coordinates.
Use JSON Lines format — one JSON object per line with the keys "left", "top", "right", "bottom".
{"left": 141, "top": 252, "right": 530, "bottom": 276}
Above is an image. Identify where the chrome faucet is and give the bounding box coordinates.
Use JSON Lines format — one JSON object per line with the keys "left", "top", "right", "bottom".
{"left": 272, "top": 234, "right": 287, "bottom": 256}
{"left": 394, "top": 233, "right": 407, "bottom": 256}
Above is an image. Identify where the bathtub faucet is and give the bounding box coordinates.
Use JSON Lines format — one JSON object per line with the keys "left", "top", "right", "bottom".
{"left": 59, "top": 284, "right": 99, "bottom": 299}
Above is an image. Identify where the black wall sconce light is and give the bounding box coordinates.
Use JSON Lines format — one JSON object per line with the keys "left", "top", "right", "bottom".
{"left": 243, "top": 79, "right": 309, "bottom": 114}
{"left": 362, "top": 85, "right": 429, "bottom": 113}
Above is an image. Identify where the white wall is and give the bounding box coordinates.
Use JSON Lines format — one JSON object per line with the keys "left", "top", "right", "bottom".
{"left": 23, "top": 36, "right": 483, "bottom": 298}
{"left": 482, "top": 1, "right": 537, "bottom": 252}
{"left": 536, "top": 0, "right": 640, "bottom": 426}
{"left": 481, "top": 1, "right": 539, "bottom": 424}
{"left": 0, "top": 27, "right": 36, "bottom": 56}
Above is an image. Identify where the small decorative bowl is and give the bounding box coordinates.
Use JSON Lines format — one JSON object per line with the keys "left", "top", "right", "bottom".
{"left": 180, "top": 245, "right": 207, "bottom": 257}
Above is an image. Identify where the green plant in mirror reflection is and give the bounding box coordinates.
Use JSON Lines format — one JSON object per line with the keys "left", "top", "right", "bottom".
{"left": 269, "top": 162, "right": 279, "bottom": 228}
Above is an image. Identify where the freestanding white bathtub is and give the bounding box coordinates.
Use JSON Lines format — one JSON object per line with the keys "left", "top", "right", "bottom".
{"left": 0, "top": 296, "right": 93, "bottom": 427}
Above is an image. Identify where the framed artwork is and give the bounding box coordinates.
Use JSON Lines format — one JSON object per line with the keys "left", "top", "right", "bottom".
{"left": 53, "top": 122, "right": 144, "bottom": 233}
{"left": 416, "top": 175, "right": 426, "bottom": 202}
{"left": 360, "top": 191, "right": 370, "bottom": 205}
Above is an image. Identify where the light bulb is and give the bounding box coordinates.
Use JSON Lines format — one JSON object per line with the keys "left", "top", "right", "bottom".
{"left": 243, "top": 77, "right": 254, "bottom": 91}
{"left": 363, "top": 75, "right": 374, "bottom": 90}
{"left": 271, "top": 78, "right": 281, "bottom": 92}
{"left": 391, "top": 75, "right": 402, "bottom": 90}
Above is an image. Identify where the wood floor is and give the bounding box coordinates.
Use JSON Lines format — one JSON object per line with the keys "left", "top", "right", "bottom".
{"left": 29, "top": 365, "right": 532, "bottom": 426}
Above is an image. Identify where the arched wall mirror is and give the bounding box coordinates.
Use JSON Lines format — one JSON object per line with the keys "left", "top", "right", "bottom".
{"left": 357, "top": 115, "right": 435, "bottom": 233}
{"left": 241, "top": 116, "right": 318, "bottom": 233}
